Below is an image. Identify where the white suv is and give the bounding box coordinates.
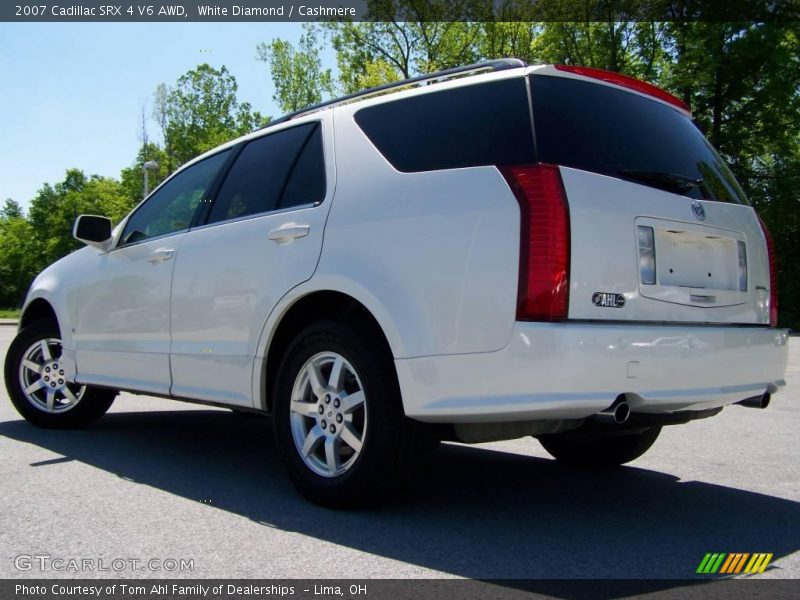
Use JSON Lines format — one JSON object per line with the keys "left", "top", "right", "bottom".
{"left": 5, "top": 60, "right": 789, "bottom": 507}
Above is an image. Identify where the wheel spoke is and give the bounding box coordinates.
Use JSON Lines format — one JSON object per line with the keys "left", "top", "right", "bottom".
{"left": 23, "top": 359, "right": 43, "bottom": 374}
{"left": 300, "top": 425, "right": 325, "bottom": 457}
{"left": 328, "top": 356, "right": 345, "bottom": 392}
{"left": 62, "top": 387, "right": 78, "bottom": 403}
{"left": 340, "top": 390, "right": 365, "bottom": 414}
{"left": 339, "top": 423, "right": 363, "bottom": 453}
{"left": 291, "top": 401, "right": 318, "bottom": 417}
{"left": 324, "top": 437, "right": 340, "bottom": 474}
{"left": 24, "top": 379, "right": 45, "bottom": 395}
{"left": 39, "top": 340, "right": 53, "bottom": 361}
{"left": 306, "top": 362, "right": 327, "bottom": 398}
{"left": 46, "top": 389, "right": 55, "bottom": 411}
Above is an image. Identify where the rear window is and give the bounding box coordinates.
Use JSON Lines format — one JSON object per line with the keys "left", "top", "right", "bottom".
{"left": 354, "top": 78, "right": 534, "bottom": 172}
{"left": 530, "top": 75, "right": 748, "bottom": 204}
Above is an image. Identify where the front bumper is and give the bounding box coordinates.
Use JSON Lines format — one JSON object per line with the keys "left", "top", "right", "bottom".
{"left": 395, "top": 323, "right": 789, "bottom": 423}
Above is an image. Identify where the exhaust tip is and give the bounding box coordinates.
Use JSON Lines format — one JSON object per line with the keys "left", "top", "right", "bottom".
{"left": 614, "top": 402, "right": 631, "bottom": 424}
{"left": 591, "top": 397, "right": 630, "bottom": 425}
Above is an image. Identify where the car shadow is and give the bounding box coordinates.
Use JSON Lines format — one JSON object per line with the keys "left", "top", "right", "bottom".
{"left": 1, "top": 410, "right": 798, "bottom": 592}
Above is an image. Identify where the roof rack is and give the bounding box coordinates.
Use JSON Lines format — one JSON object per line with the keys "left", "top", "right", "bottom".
{"left": 268, "top": 58, "right": 528, "bottom": 126}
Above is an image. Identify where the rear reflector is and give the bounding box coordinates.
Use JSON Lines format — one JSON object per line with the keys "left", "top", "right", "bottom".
{"left": 554, "top": 64, "right": 691, "bottom": 113}
{"left": 757, "top": 216, "right": 778, "bottom": 326}
{"left": 500, "top": 164, "right": 570, "bottom": 321}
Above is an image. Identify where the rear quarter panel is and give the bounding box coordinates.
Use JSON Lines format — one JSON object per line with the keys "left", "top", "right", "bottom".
{"left": 320, "top": 104, "right": 521, "bottom": 358}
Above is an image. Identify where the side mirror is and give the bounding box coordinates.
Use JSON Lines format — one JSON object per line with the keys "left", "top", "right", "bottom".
{"left": 73, "top": 214, "right": 112, "bottom": 250}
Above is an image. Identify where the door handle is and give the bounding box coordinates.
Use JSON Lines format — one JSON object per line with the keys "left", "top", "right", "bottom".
{"left": 147, "top": 248, "right": 175, "bottom": 264}
{"left": 268, "top": 223, "right": 310, "bottom": 245}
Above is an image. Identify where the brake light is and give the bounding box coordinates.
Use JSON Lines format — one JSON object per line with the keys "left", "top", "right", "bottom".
{"left": 758, "top": 215, "right": 778, "bottom": 326}
{"left": 554, "top": 64, "right": 691, "bottom": 113}
{"left": 500, "top": 164, "right": 570, "bottom": 321}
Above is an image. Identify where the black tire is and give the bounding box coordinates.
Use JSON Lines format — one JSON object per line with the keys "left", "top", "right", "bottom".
{"left": 4, "top": 320, "right": 117, "bottom": 429}
{"left": 273, "top": 319, "right": 419, "bottom": 508}
{"left": 539, "top": 427, "right": 661, "bottom": 468}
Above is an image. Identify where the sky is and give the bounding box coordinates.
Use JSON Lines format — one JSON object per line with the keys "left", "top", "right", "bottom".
{"left": 0, "top": 22, "right": 335, "bottom": 211}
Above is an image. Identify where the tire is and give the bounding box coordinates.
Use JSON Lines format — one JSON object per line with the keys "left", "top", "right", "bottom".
{"left": 4, "top": 320, "right": 117, "bottom": 429}
{"left": 539, "top": 427, "right": 661, "bottom": 468}
{"left": 272, "top": 319, "right": 419, "bottom": 508}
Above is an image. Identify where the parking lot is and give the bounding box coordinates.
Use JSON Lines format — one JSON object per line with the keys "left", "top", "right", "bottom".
{"left": 0, "top": 326, "right": 797, "bottom": 580}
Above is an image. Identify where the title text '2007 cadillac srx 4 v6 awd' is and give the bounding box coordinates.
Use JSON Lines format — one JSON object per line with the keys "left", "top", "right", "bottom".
{"left": 5, "top": 59, "right": 789, "bottom": 507}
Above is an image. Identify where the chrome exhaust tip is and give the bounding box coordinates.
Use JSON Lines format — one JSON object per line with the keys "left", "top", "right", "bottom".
{"left": 592, "top": 399, "right": 631, "bottom": 425}
{"left": 737, "top": 393, "right": 771, "bottom": 409}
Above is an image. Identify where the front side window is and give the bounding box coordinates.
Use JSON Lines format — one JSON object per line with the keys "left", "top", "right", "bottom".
{"left": 207, "top": 122, "right": 324, "bottom": 225}
{"left": 120, "top": 150, "right": 230, "bottom": 246}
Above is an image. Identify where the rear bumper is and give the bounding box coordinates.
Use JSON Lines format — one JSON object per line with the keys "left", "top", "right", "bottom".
{"left": 395, "top": 323, "right": 789, "bottom": 423}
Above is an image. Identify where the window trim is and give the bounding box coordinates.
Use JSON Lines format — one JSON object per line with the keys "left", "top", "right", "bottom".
{"left": 196, "top": 121, "right": 326, "bottom": 229}
{"left": 114, "top": 148, "right": 233, "bottom": 250}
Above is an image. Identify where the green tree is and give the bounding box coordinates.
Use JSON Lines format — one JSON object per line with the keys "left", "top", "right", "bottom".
{"left": 0, "top": 213, "right": 37, "bottom": 307}
{"left": 27, "top": 170, "right": 132, "bottom": 270}
{"left": 325, "top": 8, "right": 483, "bottom": 94}
{"left": 154, "top": 64, "right": 265, "bottom": 169}
{"left": 119, "top": 142, "right": 170, "bottom": 204}
{"left": 660, "top": 23, "right": 800, "bottom": 328}
{"left": 1, "top": 199, "right": 24, "bottom": 219}
{"left": 257, "top": 24, "right": 334, "bottom": 113}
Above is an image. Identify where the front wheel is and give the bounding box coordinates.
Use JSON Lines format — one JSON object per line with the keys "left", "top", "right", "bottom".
{"left": 4, "top": 320, "right": 117, "bottom": 428}
{"left": 272, "top": 320, "right": 419, "bottom": 508}
{"left": 539, "top": 427, "right": 662, "bottom": 468}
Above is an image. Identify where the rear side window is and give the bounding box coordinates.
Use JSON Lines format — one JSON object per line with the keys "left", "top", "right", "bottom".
{"left": 207, "top": 122, "right": 325, "bottom": 224}
{"left": 354, "top": 78, "right": 534, "bottom": 172}
{"left": 530, "top": 75, "right": 748, "bottom": 204}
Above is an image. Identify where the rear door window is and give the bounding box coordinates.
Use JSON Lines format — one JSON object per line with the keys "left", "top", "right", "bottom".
{"left": 207, "top": 122, "right": 324, "bottom": 224}
{"left": 530, "top": 74, "right": 748, "bottom": 204}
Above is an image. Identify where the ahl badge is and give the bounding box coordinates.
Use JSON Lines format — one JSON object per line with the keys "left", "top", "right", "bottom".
{"left": 592, "top": 292, "right": 626, "bottom": 308}
{"left": 691, "top": 200, "right": 706, "bottom": 221}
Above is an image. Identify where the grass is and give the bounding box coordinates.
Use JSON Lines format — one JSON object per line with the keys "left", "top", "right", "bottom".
{"left": 0, "top": 308, "right": 20, "bottom": 319}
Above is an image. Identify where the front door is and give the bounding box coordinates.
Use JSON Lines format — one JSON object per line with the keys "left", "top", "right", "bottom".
{"left": 73, "top": 150, "right": 231, "bottom": 394}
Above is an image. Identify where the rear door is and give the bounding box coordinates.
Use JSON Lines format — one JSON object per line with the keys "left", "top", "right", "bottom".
{"left": 529, "top": 69, "right": 772, "bottom": 325}
{"left": 169, "top": 117, "right": 333, "bottom": 406}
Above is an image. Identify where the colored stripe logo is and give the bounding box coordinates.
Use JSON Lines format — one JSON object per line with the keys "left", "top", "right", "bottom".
{"left": 696, "top": 553, "right": 773, "bottom": 574}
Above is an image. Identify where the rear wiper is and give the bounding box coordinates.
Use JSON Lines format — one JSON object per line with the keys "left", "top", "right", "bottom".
{"left": 618, "top": 169, "right": 703, "bottom": 194}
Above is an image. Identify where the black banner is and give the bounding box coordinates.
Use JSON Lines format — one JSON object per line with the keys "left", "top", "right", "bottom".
{"left": 2, "top": 0, "right": 799, "bottom": 23}
{"left": 4, "top": 580, "right": 800, "bottom": 600}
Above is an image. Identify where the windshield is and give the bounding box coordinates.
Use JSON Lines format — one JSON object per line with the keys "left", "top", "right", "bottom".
{"left": 529, "top": 74, "right": 749, "bottom": 204}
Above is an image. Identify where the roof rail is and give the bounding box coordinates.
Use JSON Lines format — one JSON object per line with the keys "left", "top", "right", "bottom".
{"left": 268, "top": 58, "right": 528, "bottom": 126}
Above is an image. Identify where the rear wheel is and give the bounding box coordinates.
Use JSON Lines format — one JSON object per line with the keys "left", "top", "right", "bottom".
{"left": 273, "top": 320, "right": 419, "bottom": 508}
{"left": 539, "top": 427, "right": 661, "bottom": 468}
{"left": 4, "top": 320, "right": 117, "bottom": 428}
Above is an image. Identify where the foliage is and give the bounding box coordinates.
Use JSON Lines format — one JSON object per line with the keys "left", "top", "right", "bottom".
{"left": 258, "top": 24, "right": 334, "bottom": 113}
{"left": 154, "top": 64, "right": 265, "bottom": 168}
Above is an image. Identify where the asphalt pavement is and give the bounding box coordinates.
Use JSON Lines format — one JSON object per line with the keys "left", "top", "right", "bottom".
{"left": 0, "top": 326, "right": 797, "bottom": 582}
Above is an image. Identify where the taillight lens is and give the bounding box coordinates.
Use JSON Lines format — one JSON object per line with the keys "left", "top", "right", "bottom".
{"left": 637, "top": 226, "right": 657, "bottom": 285}
{"left": 553, "top": 64, "right": 691, "bottom": 114}
{"left": 500, "top": 163, "right": 570, "bottom": 321}
{"left": 758, "top": 215, "right": 778, "bottom": 326}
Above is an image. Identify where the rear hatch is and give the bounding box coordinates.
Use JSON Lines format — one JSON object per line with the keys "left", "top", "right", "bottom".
{"left": 527, "top": 66, "right": 774, "bottom": 325}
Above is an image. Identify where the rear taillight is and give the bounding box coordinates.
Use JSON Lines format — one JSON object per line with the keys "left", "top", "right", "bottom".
{"left": 758, "top": 215, "right": 778, "bottom": 326}
{"left": 554, "top": 64, "right": 691, "bottom": 114}
{"left": 500, "top": 163, "right": 570, "bottom": 321}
